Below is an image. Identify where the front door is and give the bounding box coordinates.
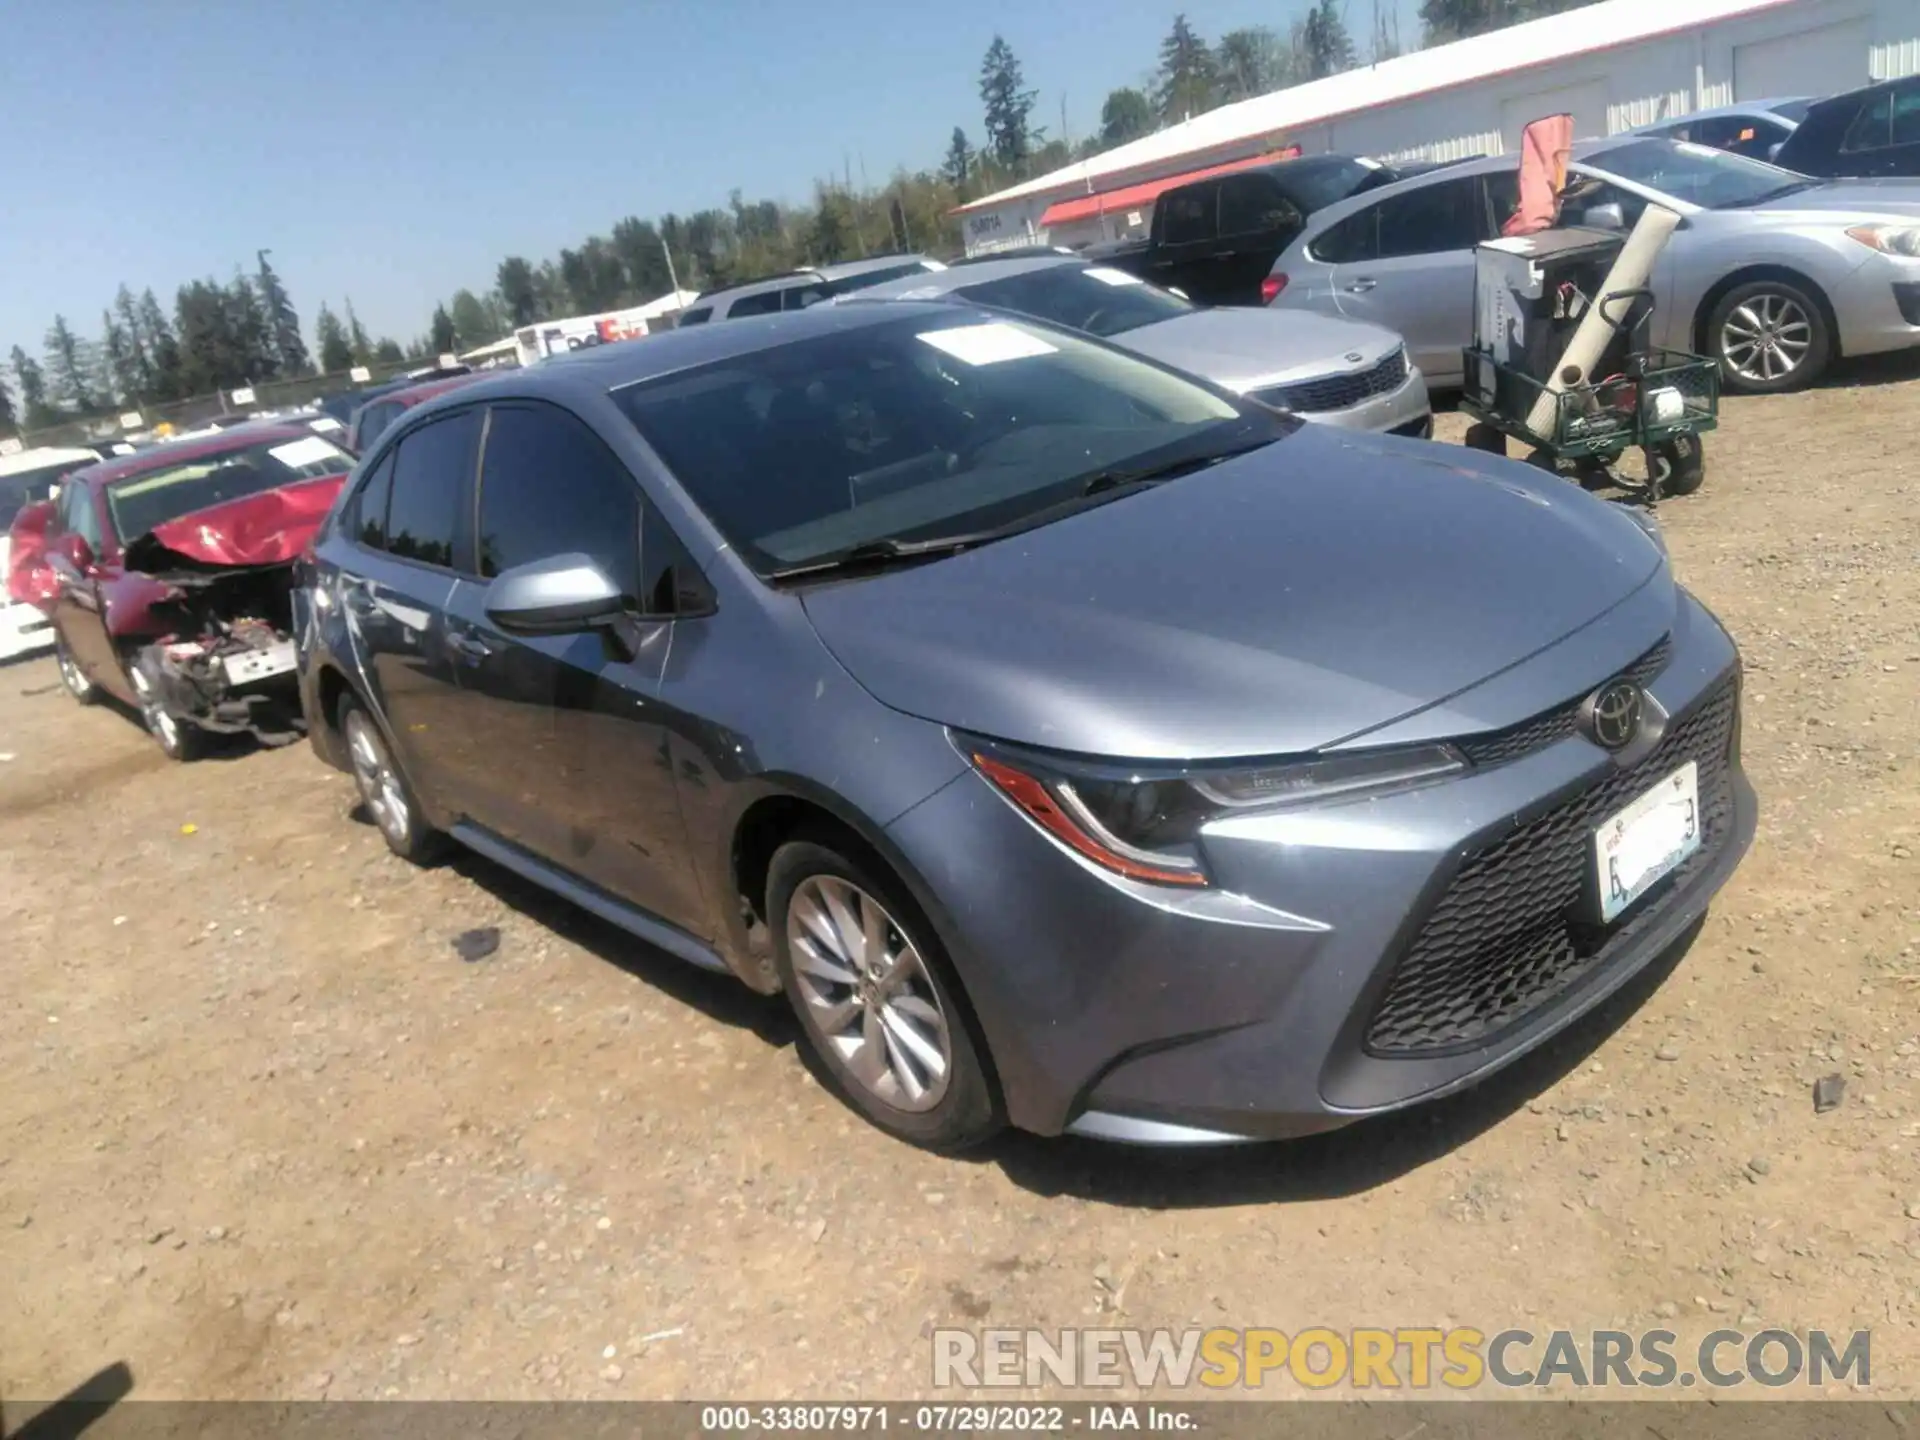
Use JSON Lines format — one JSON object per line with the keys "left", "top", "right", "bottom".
{"left": 341, "top": 410, "right": 482, "bottom": 816}
{"left": 444, "top": 400, "right": 703, "bottom": 932}
{"left": 1328, "top": 174, "right": 1485, "bottom": 385}
{"left": 48, "top": 481, "right": 118, "bottom": 686}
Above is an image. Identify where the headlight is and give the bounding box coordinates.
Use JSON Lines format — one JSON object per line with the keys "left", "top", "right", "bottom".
{"left": 964, "top": 738, "right": 1467, "bottom": 887}
{"left": 1845, "top": 224, "right": 1920, "bottom": 257}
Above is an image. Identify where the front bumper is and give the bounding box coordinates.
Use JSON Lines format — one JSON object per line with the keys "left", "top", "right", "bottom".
{"left": 886, "top": 589, "right": 1753, "bottom": 1142}
{"left": 1298, "top": 365, "right": 1432, "bottom": 436}
{"left": 0, "top": 601, "right": 55, "bottom": 662}
{"left": 1829, "top": 254, "right": 1920, "bottom": 360}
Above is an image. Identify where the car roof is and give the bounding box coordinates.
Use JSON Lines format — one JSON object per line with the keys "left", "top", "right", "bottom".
{"left": 386, "top": 373, "right": 484, "bottom": 408}
{"left": 1649, "top": 98, "right": 1808, "bottom": 123}
{"left": 1808, "top": 73, "right": 1918, "bottom": 112}
{"left": 698, "top": 254, "right": 937, "bottom": 306}
{"left": 854, "top": 254, "right": 1080, "bottom": 298}
{"left": 0, "top": 446, "right": 102, "bottom": 477}
{"left": 403, "top": 300, "right": 975, "bottom": 412}
{"left": 76, "top": 423, "right": 323, "bottom": 487}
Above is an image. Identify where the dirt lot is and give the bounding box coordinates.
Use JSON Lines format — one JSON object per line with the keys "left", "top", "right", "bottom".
{"left": 4, "top": 361, "right": 1920, "bottom": 1405}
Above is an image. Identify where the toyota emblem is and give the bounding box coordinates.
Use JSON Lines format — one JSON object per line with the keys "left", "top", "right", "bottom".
{"left": 1345, "top": 351, "right": 1364, "bottom": 363}
{"left": 1583, "top": 680, "right": 1644, "bottom": 751}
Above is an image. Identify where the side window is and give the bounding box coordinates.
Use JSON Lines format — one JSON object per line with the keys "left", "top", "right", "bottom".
{"left": 726, "top": 290, "right": 784, "bottom": 319}
{"left": 351, "top": 449, "right": 396, "bottom": 551}
{"left": 1310, "top": 205, "right": 1379, "bottom": 263}
{"left": 1218, "top": 176, "right": 1302, "bottom": 238}
{"left": 1893, "top": 85, "right": 1920, "bottom": 146}
{"left": 1375, "top": 178, "right": 1482, "bottom": 258}
{"left": 783, "top": 282, "right": 833, "bottom": 310}
{"left": 384, "top": 411, "right": 479, "bottom": 570}
{"left": 1841, "top": 92, "right": 1892, "bottom": 153}
{"left": 677, "top": 307, "right": 712, "bottom": 326}
{"left": 1159, "top": 184, "right": 1216, "bottom": 246}
{"left": 1481, "top": 171, "right": 1520, "bottom": 237}
{"left": 476, "top": 404, "right": 640, "bottom": 597}
{"left": 357, "top": 402, "right": 397, "bottom": 449}
{"left": 63, "top": 485, "right": 103, "bottom": 549}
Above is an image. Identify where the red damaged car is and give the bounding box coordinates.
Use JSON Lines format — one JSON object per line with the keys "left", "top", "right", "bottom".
{"left": 6, "top": 424, "right": 354, "bottom": 759}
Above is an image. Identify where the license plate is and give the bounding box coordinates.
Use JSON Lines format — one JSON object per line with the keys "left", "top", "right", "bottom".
{"left": 221, "top": 641, "right": 297, "bottom": 686}
{"left": 1593, "top": 762, "right": 1701, "bottom": 923}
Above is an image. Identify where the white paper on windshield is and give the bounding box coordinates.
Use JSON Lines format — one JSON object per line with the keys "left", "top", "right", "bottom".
{"left": 1674, "top": 141, "right": 1720, "bottom": 159}
{"left": 917, "top": 322, "right": 1057, "bottom": 365}
{"left": 308, "top": 416, "right": 344, "bottom": 433}
{"left": 922, "top": 259, "right": 949, "bottom": 271}
{"left": 893, "top": 285, "right": 946, "bottom": 300}
{"left": 1085, "top": 266, "right": 1144, "bottom": 287}
{"left": 269, "top": 436, "right": 347, "bottom": 469}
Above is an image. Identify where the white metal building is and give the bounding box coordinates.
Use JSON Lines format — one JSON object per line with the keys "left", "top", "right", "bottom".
{"left": 957, "top": 0, "right": 1920, "bottom": 253}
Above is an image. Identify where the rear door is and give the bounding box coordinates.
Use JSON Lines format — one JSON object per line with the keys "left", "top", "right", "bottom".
{"left": 1147, "top": 181, "right": 1223, "bottom": 301}
{"left": 1216, "top": 174, "right": 1305, "bottom": 304}
{"left": 441, "top": 401, "right": 704, "bottom": 930}
{"left": 1837, "top": 81, "right": 1920, "bottom": 176}
{"left": 1326, "top": 174, "right": 1486, "bottom": 383}
{"left": 339, "top": 409, "right": 482, "bottom": 815}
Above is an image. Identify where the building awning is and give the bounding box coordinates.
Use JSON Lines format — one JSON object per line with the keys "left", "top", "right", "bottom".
{"left": 1037, "top": 147, "right": 1304, "bottom": 228}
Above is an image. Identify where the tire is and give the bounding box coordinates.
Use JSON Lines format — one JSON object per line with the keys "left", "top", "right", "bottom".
{"left": 338, "top": 693, "right": 444, "bottom": 863}
{"left": 127, "top": 662, "right": 202, "bottom": 761}
{"left": 768, "top": 837, "right": 1002, "bottom": 1151}
{"left": 1706, "top": 278, "right": 1832, "bottom": 394}
{"left": 55, "top": 633, "right": 96, "bottom": 705}
{"left": 1655, "top": 435, "right": 1706, "bottom": 497}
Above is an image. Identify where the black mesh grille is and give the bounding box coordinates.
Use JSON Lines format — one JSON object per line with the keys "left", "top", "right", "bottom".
{"left": 1456, "top": 639, "right": 1672, "bottom": 770}
{"left": 1363, "top": 670, "right": 1737, "bottom": 1055}
{"left": 1260, "top": 348, "right": 1408, "bottom": 414}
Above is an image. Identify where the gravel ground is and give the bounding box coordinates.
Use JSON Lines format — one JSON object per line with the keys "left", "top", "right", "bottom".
{"left": 3, "top": 358, "right": 1919, "bottom": 1404}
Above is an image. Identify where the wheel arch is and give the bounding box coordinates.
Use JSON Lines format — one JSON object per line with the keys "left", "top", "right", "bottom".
{"left": 1693, "top": 265, "right": 1842, "bottom": 362}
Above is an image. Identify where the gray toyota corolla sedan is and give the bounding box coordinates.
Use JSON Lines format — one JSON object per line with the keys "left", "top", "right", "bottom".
{"left": 295, "top": 301, "right": 1756, "bottom": 1151}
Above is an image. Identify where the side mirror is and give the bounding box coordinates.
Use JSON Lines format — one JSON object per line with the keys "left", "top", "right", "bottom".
{"left": 483, "top": 553, "right": 628, "bottom": 636}
{"left": 1578, "top": 201, "right": 1627, "bottom": 230}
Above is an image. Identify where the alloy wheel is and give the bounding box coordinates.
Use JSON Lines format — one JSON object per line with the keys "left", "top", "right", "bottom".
{"left": 786, "top": 874, "right": 953, "bottom": 1112}
{"left": 345, "top": 711, "right": 411, "bottom": 850}
{"left": 129, "top": 668, "right": 182, "bottom": 752}
{"left": 1719, "top": 290, "right": 1813, "bottom": 385}
{"left": 57, "top": 643, "right": 91, "bottom": 701}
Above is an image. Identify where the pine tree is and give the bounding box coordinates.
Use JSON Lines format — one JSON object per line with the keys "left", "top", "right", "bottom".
{"left": 1216, "top": 27, "right": 1291, "bottom": 102}
{"left": 11, "top": 347, "right": 59, "bottom": 429}
{"left": 979, "top": 35, "right": 1038, "bottom": 170}
{"left": 226, "top": 272, "right": 278, "bottom": 382}
{"left": 1154, "top": 14, "right": 1219, "bottom": 123}
{"left": 0, "top": 371, "right": 17, "bottom": 436}
{"left": 43, "top": 315, "right": 95, "bottom": 413}
{"left": 137, "top": 289, "right": 183, "bottom": 400}
{"left": 941, "top": 128, "right": 975, "bottom": 194}
{"left": 1098, "top": 88, "right": 1154, "bottom": 149}
{"left": 344, "top": 300, "right": 373, "bottom": 366}
{"left": 256, "top": 250, "right": 313, "bottom": 376}
{"left": 429, "top": 304, "right": 458, "bottom": 356}
{"left": 314, "top": 303, "right": 353, "bottom": 374}
{"left": 100, "top": 309, "right": 141, "bottom": 407}
{"left": 1301, "top": 0, "right": 1359, "bottom": 78}
{"left": 113, "top": 285, "right": 154, "bottom": 401}
{"left": 496, "top": 256, "right": 541, "bottom": 326}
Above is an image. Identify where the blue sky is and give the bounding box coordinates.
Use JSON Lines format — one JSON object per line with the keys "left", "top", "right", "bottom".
{"left": 0, "top": 0, "right": 1417, "bottom": 363}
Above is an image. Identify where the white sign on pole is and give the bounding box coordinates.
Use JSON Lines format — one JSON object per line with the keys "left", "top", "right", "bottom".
{"left": 349, "top": 366, "right": 372, "bottom": 383}
{"left": 230, "top": 386, "right": 257, "bottom": 407}
{"left": 119, "top": 411, "right": 144, "bottom": 429}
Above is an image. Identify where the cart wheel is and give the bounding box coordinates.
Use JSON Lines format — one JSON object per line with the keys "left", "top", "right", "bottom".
{"left": 1654, "top": 435, "right": 1705, "bottom": 496}
{"left": 1462, "top": 423, "right": 1506, "bottom": 456}
{"left": 1575, "top": 459, "right": 1613, "bottom": 492}
{"left": 1525, "top": 448, "right": 1562, "bottom": 477}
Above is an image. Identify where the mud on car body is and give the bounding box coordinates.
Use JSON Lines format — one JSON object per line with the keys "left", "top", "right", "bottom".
{"left": 5, "top": 424, "right": 354, "bottom": 758}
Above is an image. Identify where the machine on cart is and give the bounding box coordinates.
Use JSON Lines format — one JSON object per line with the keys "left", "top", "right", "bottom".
{"left": 1458, "top": 201, "right": 1719, "bottom": 502}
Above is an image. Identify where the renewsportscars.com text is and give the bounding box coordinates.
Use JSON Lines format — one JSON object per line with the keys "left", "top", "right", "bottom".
{"left": 932, "top": 1326, "right": 1871, "bottom": 1391}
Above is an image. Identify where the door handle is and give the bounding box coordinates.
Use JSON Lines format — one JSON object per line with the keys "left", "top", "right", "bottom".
{"left": 446, "top": 632, "right": 493, "bottom": 664}
{"left": 1344, "top": 278, "right": 1378, "bottom": 293}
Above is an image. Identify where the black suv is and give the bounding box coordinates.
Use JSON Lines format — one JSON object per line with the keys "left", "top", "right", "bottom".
{"left": 1774, "top": 76, "right": 1920, "bottom": 178}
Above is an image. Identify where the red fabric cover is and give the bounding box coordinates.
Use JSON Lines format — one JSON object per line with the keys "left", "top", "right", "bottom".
{"left": 1502, "top": 113, "right": 1575, "bottom": 238}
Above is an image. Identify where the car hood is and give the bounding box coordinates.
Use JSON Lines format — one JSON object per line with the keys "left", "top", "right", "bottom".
{"left": 800, "top": 427, "right": 1670, "bottom": 761}
{"left": 1745, "top": 178, "right": 1920, "bottom": 219}
{"left": 122, "top": 473, "right": 348, "bottom": 575}
{"left": 1112, "top": 307, "right": 1406, "bottom": 392}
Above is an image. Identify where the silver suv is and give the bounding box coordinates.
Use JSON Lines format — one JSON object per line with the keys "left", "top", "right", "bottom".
{"left": 677, "top": 256, "right": 946, "bottom": 325}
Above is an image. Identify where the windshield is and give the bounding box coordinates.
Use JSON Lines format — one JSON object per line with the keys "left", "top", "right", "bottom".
{"left": 956, "top": 264, "right": 1193, "bottom": 338}
{"left": 1279, "top": 157, "right": 1388, "bottom": 210}
{"left": 107, "top": 434, "right": 353, "bottom": 540}
{"left": 1581, "top": 139, "right": 1811, "bottom": 207}
{"left": 613, "top": 311, "right": 1279, "bottom": 574}
{"left": 0, "top": 460, "right": 95, "bottom": 527}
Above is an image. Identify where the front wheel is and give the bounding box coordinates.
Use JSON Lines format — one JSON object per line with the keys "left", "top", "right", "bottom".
{"left": 769, "top": 838, "right": 1002, "bottom": 1151}
{"left": 55, "top": 633, "right": 96, "bottom": 705}
{"left": 128, "top": 663, "right": 200, "bottom": 761}
{"left": 339, "top": 695, "right": 444, "bottom": 864}
{"left": 1707, "top": 278, "right": 1831, "bottom": 394}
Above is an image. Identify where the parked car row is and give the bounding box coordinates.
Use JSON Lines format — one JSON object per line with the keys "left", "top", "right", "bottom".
{"left": 7, "top": 290, "right": 1756, "bottom": 1154}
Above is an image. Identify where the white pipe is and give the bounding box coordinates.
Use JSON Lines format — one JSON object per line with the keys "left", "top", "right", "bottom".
{"left": 1524, "top": 203, "right": 1682, "bottom": 439}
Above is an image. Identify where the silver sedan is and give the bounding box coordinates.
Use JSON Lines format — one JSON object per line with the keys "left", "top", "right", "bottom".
{"left": 1267, "top": 138, "right": 1920, "bottom": 394}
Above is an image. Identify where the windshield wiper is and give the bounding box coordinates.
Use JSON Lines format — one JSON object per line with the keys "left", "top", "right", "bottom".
{"left": 1074, "top": 437, "right": 1278, "bottom": 497}
{"left": 1716, "top": 180, "right": 1820, "bottom": 209}
{"left": 766, "top": 533, "right": 1004, "bottom": 581}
